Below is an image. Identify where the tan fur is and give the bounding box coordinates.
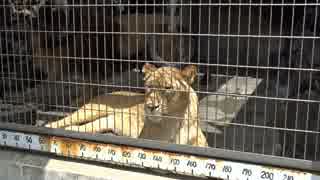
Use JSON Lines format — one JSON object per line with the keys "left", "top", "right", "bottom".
{"left": 141, "top": 64, "right": 208, "bottom": 147}
{"left": 46, "top": 64, "right": 208, "bottom": 147}
{"left": 45, "top": 91, "right": 145, "bottom": 138}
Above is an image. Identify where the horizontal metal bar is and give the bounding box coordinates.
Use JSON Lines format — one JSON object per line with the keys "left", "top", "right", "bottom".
{"left": 2, "top": 29, "right": 320, "bottom": 39}
{"left": 2, "top": 3, "right": 320, "bottom": 7}
{"left": 0, "top": 122, "right": 319, "bottom": 173}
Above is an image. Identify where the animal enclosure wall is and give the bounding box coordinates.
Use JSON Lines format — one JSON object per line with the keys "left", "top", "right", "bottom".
{"left": 1, "top": 0, "right": 320, "bottom": 178}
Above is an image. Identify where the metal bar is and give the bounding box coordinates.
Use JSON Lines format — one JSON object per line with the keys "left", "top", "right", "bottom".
{"left": 0, "top": 122, "right": 319, "bottom": 174}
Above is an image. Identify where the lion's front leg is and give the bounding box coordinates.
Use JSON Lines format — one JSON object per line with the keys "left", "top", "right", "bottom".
{"left": 176, "top": 126, "right": 208, "bottom": 147}
{"left": 64, "top": 110, "right": 144, "bottom": 139}
{"left": 64, "top": 115, "right": 117, "bottom": 134}
{"left": 45, "top": 103, "right": 110, "bottom": 129}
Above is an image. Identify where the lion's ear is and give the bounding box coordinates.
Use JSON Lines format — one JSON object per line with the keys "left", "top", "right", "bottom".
{"left": 181, "top": 65, "right": 197, "bottom": 85}
{"left": 142, "top": 63, "right": 157, "bottom": 75}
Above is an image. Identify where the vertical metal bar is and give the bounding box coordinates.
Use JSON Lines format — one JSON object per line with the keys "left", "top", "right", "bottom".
{"left": 234, "top": 0, "right": 242, "bottom": 151}
{"left": 263, "top": 0, "right": 272, "bottom": 156}
{"left": 273, "top": 0, "right": 284, "bottom": 156}
{"left": 50, "top": 0, "right": 59, "bottom": 120}
{"left": 17, "top": 6, "right": 26, "bottom": 125}
{"left": 144, "top": 0, "right": 147, "bottom": 67}
{"left": 95, "top": 0, "right": 101, "bottom": 133}
{"left": 29, "top": 2, "right": 39, "bottom": 125}
{"left": 161, "top": 0, "right": 165, "bottom": 67}
{"left": 66, "top": 0, "right": 72, "bottom": 131}
{"left": 224, "top": 0, "right": 231, "bottom": 150}
{"left": 120, "top": 0, "right": 124, "bottom": 136}
{"left": 297, "top": 0, "right": 308, "bottom": 160}
{"left": 87, "top": 0, "right": 93, "bottom": 133}
{"left": 214, "top": 0, "right": 222, "bottom": 149}
{"left": 127, "top": 0, "right": 132, "bottom": 137}
{"left": 36, "top": 0, "right": 45, "bottom": 117}
{"left": 80, "top": 0, "right": 87, "bottom": 132}
{"left": 1, "top": 1, "right": 5, "bottom": 104}
{"left": 11, "top": 5, "right": 19, "bottom": 124}
{"left": 316, "top": 101, "right": 320, "bottom": 160}
{"left": 310, "top": 2, "right": 320, "bottom": 161}
{"left": 74, "top": 0, "right": 80, "bottom": 132}
{"left": 282, "top": 0, "right": 295, "bottom": 158}
{"left": 23, "top": 3, "right": 31, "bottom": 125}
{"left": 135, "top": 0, "right": 140, "bottom": 138}
{"left": 252, "top": 0, "right": 263, "bottom": 154}
{"left": 103, "top": 0, "right": 108, "bottom": 89}
{"left": 110, "top": 0, "right": 115, "bottom": 134}
{"left": 7, "top": 3, "right": 14, "bottom": 119}
{"left": 206, "top": 0, "right": 212, "bottom": 147}
{"left": 288, "top": 0, "right": 297, "bottom": 159}
{"left": 44, "top": 0, "right": 52, "bottom": 121}
{"left": 58, "top": 0, "right": 66, "bottom": 128}
{"left": 3, "top": 3, "right": 8, "bottom": 106}
{"left": 0, "top": 1, "right": 7, "bottom": 123}
{"left": 112, "top": 0, "right": 115, "bottom": 87}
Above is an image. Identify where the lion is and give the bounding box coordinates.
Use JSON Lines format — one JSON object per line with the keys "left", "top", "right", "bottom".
{"left": 45, "top": 63, "right": 208, "bottom": 147}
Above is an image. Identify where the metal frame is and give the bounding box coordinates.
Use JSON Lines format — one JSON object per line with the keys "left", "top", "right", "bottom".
{"left": 0, "top": 123, "right": 319, "bottom": 174}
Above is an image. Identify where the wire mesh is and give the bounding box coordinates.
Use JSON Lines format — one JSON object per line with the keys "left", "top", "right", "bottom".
{"left": 0, "top": 0, "right": 320, "bottom": 166}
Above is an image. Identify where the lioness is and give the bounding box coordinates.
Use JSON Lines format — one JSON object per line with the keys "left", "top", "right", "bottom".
{"left": 46, "top": 63, "right": 208, "bottom": 147}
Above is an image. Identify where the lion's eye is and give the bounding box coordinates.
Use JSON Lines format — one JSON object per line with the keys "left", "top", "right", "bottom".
{"left": 165, "top": 87, "right": 171, "bottom": 90}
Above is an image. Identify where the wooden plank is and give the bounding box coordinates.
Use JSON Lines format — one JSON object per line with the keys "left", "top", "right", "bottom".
{"left": 199, "top": 76, "right": 263, "bottom": 134}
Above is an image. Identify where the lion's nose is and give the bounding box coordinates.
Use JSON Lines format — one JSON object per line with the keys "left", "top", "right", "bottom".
{"left": 148, "top": 105, "right": 159, "bottom": 112}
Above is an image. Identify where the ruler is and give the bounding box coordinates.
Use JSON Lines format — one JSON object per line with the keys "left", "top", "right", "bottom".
{"left": 0, "top": 130, "right": 319, "bottom": 180}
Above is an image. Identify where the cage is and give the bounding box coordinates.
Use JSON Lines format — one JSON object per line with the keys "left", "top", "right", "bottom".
{"left": 0, "top": 0, "right": 320, "bottom": 179}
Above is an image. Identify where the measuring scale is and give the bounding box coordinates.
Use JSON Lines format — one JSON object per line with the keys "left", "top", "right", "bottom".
{"left": 0, "top": 130, "right": 319, "bottom": 180}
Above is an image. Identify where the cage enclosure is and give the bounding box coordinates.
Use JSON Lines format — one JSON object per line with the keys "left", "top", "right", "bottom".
{"left": 1, "top": 0, "right": 320, "bottom": 179}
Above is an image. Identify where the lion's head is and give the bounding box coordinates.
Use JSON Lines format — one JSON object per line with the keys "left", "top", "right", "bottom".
{"left": 142, "top": 63, "right": 198, "bottom": 124}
